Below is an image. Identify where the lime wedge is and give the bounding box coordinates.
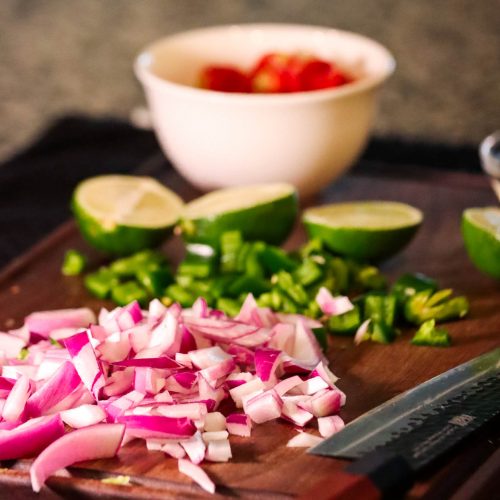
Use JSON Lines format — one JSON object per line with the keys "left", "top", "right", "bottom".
{"left": 303, "top": 201, "right": 423, "bottom": 261}
{"left": 461, "top": 207, "right": 500, "bottom": 279}
{"left": 179, "top": 183, "right": 298, "bottom": 246}
{"left": 72, "top": 175, "right": 184, "bottom": 255}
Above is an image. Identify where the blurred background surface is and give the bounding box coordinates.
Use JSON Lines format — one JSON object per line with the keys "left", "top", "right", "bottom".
{"left": 0, "top": 0, "right": 498, "bottom": 161}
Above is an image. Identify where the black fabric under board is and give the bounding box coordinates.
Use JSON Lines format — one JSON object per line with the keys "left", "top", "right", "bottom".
{"left": 0, "top": 115, "right": 482, "bottom": 267}
{"left": 0, "top": 116, "right": 159, "bottom": 267}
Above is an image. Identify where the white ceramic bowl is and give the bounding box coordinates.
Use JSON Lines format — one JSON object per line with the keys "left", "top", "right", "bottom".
{"left": 135, "top": 24, "right": 395, "bottom": 197}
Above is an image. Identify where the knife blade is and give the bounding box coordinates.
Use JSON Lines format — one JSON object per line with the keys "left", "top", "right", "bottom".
{"left": 304, "top": 348, "right": 500, "bottom": 499}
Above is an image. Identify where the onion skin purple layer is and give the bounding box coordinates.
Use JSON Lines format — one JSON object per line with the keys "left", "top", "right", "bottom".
{"left": 0, "top": 414, "right": 65, "bottom": 461}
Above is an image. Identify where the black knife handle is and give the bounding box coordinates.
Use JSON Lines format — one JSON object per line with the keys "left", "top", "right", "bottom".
{"left": 299, "top": 451, "right": 414, "bottom": 500}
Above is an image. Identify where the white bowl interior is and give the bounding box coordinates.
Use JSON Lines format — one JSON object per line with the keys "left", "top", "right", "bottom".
{"left": 138, "top": 24, "right": 394, "bottom": 90}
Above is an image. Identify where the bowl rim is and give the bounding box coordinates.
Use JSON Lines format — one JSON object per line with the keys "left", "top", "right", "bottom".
{"left": 134, "top": 23, "right": 396, "bottom": 105}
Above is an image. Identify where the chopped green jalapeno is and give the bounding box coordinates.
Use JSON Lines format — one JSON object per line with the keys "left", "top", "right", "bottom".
{"left": 111, "top": 281, "right": 149, "bottom": 307}
{"left": 411, "top": 319, "right": 451, "bottom": 347}
{"left": 62, "top": 249, "right": 87, "bottom": 276}
{"left": 84, "top": 268, "right": 120, "bottom": 299}
{"left": 404, "top": 289, "right": 469, "bottom": 325}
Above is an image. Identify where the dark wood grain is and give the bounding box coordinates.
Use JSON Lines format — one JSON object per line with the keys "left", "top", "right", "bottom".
{"left": 0, "top": 164, "right": 498, "bottom": 499}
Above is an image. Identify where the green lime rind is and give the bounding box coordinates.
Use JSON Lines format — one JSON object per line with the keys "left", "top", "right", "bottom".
{"left": 72, "top": 175, "right": 184, "bottom": 256}
{"left": 302, "top": 201, "right": 422, "bottom": 261}
{"left": 73, "top": 198, "right": 175, "bottom": 255}
{"left": 461, "top": 207, "right": 500, "bottom": 280}
{"left": 179, "top": 185, "right": 298, "bottom": 247}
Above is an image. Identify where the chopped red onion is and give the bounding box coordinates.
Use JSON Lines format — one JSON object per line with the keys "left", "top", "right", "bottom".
{"left": 30, "top": 423, "right": 125, "bottom": 492}
{"left": 0, "top": 414, "right": 65, "bottom": 460}
{"left": 178, "top": 458, "right": 215, "bottom": 494}
{"left": 318, "top": 415, "right": 345, "bottom": 438}
{"left": 0, "top": 296, "right": 346, "bottom": 495}
{"left": 286, "top": 431, "right": 323, "bottom": 448}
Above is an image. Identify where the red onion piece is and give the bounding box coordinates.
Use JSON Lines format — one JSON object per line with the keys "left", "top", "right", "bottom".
{"left": 178, "top": 458, "right": 215, "bottom": 494}
{"left": 26, "top": 360, "right": 82, "bottom": 417}
{"left": 254, "top": 348, "right": 281, "bottom": 382}
{"left": 117, "top": 414, "right": 196, "bottom": 439}
{"left": 64, "top": 331, "right": 105, "bottom": 400}
{"left": 244, "top": 389, "right": 283, "bottom": 424}
{"left": 205, "top": 439, "right": 232, "bottom": 462}
{"left": 315, "top": 288, "right": 354, "bottom": 316}
{"left": 225, "top": 413, "right": 251, "bottom": 437}
{"left": 286, "top": 431, "right": 323, "bottom": 448}
{"left": 0, "top": 332, "right": 26, "bottom": 358}
{"left": 2, "top": 374, "right": 32, "bottom": 422}
{"left": 180, "top": 431, "right": 205, "bottom": 464}
{"left": 114, "top": 356, "right": 180, "bottom": 369}
{"left": 318, "top": 415, "right": 345, "bottom": 438}
{"left": 30, "top": 423, "right": 125, "bottom": 492}
{"left": 25, "top": 308, "right": 95, "bottom": 338}
{"left": 0, "top": 414, "right": 65, "bottom": 460}
{"left": 354, "top": 319, "right": 371, "bottom": 345}
{"left": 60, "top": 404, "right": 106, "bottom": 428}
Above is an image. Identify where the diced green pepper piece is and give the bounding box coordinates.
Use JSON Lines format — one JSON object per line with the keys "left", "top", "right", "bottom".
{"left": 227, "top": 275, "right": 271, "bottom": 297}
{"left": 216, "top": 297, "right": 242, "bottom": 317}
{"left": 259, "top": 246, "right": 298, "bottom": 273}
{"left": 404, "top": 289, "right": 469, "bottom": 325}
{"left": 84, "top": 267, "right": 120, "bottom": 299}
{"left": 110, "top": 250, "right": 166, "bottom": 277}
{"left": 210, "top": 275, "right": 236, "bottom": 299}
{"left": 293, "top": 258, "right": 324, "bottom": 287}
{"left": 244, "top": 242, "right": 266, "bottom": 278}
{"left": 186, "top": 280, "right": 214, "bottom": 306}
{"left": 256, "top": 292, "right": 273, "bottom": 308}
{"left": 312, "top": 326, "right": 328, "bottom": 351}
{"left": 369, "top": 321, "right": 397, "bottom": 344}
{"left": 276, "top": 271, "right": 309, "bottom": 306}
{"left": 111, "top": 281, "right": 149, "bottom": 307}
{"left": 364, "top": 294, "right": 397, "bottom": 328}
{"left": 299, "top": 238, "right": 324, "bottom": 259}
{"left": 62, "top": 249, "right": 87, "bottom": 276}
{"left": 327, "top": 257, "right": 350, "bottom": 294}
{"left": 165, "top": 284, "right": 197, "bottom": 308}
{"left": 392, "top": 273, "right": 438, "bottom": 306}
{"left": 411, "top": 319, "right": 451, "bottom": 347}
{"left": 278, "top": 293, "right": 299, "bottom": 314}
{"left": 328, "top": 305, "right": 362, "bottom": 336}
{"left": 177, "top": 250, "right": 215, "bottom": 279}
{"left": 136, "top": 268, "right": 173, "bottom": 297}
{"left": 356, "top": 265, "right": 387, "bottom": 291}
{"left": 302, "top": 300, "right": 322, "bottom": 319}
{"left": 235, "top": 242, "right": 251, "bottom": 273}
{"left": 220, "top": 231, "right": 243, "bottom": 273}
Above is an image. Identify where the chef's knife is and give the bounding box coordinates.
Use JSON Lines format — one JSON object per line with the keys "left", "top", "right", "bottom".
{"left": 304, "top": 348, "right": 500, "bottom": 499}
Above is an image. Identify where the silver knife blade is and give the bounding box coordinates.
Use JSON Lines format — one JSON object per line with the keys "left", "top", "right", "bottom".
{"left": 309, "top": 348, "right": 500, "bottom": 469}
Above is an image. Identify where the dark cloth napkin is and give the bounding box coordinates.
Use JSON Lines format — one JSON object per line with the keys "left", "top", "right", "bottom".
{"left": 0, "top": 116, "right": 159, "bottom": 267}
{"left": 0, "top": 116, "right": 481, "bottom": 268}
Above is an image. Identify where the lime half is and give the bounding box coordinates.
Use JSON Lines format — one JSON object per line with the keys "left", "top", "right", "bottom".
{"left": 179, "top": 183, "right": 298, "bottom": 246}
{"left": 73, "top": 175, "right": 184, "bottom": 255}
{"left": 462, "top": 207, "right": 500, "bottom": 279}
{"left": 303, "top": 201, "right": 423, "bottom": 261}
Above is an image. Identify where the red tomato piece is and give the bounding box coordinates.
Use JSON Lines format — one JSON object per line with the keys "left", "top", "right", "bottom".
{"left": 298, "top": 60, "right": 351, "bottom": 91}
{"left": 200, "top": 66, "right": 251, "bottom": 93}
{"left": 250, "top": 53, "right": 298, "bottom": 93}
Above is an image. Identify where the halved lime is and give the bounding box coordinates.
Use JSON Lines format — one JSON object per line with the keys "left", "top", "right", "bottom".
{"left": 72, "top": 175, "right": 184, "bottom": 255}
{"left": 461, "top": 207, "right": 500, "bottom": 279}
{"left": 302, "top": 201, "right": 423, "bottom": 261}
{"left": 179, "top": 183, "right": 298, "bottom": 246}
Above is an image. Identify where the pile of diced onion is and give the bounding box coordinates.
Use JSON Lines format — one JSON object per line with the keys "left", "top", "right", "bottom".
{"left": 0, "top": 289, "right": 349, "bottom": 494}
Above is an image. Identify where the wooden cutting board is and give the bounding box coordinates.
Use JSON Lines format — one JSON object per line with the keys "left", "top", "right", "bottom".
{"left": 0, "top": 163, "right": 498, "bottom": 499}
